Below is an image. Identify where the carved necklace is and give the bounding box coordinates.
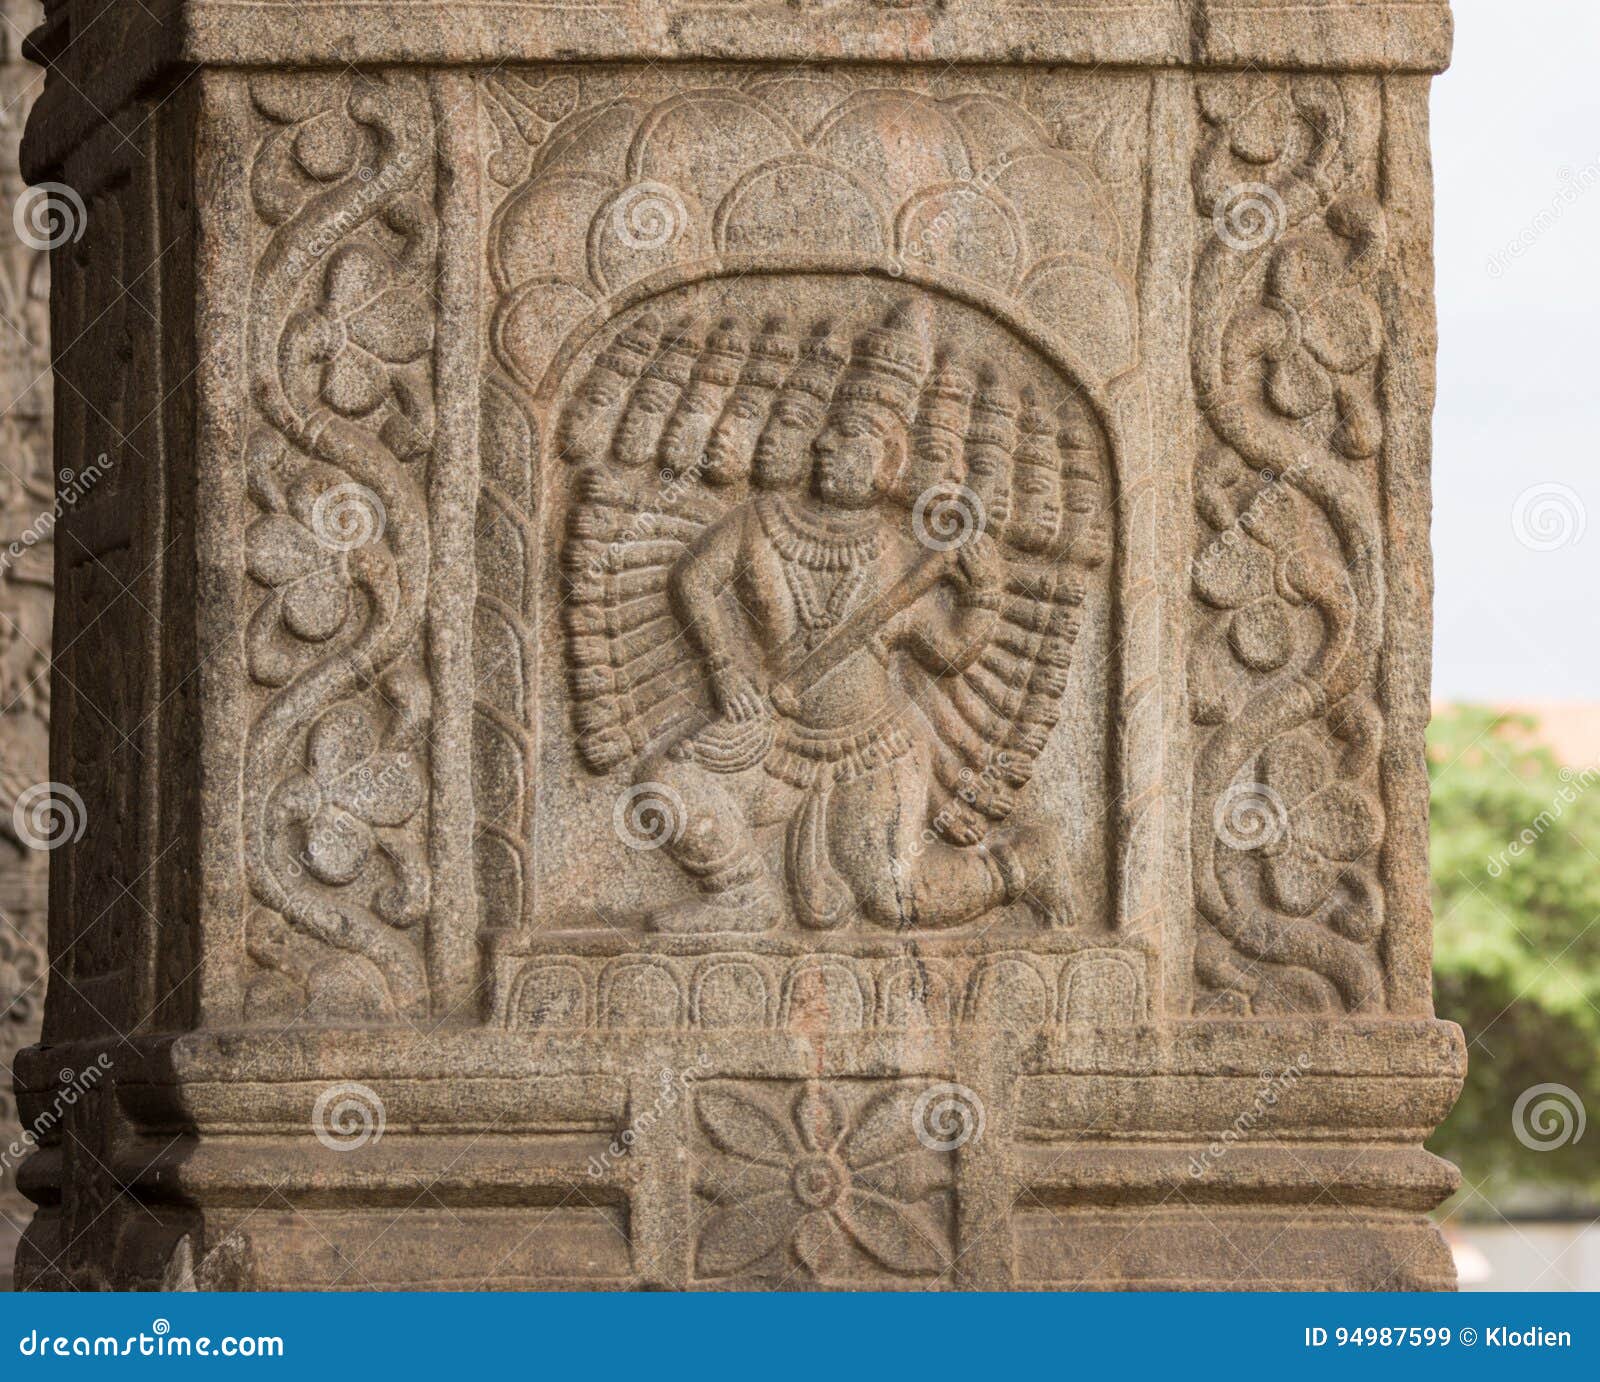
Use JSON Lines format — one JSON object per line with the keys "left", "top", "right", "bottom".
{"left": 758, "top": 494, "right": 882, "bottom": 571}
{"left": 758, "top": 496, "right": 879, "bottom": 646}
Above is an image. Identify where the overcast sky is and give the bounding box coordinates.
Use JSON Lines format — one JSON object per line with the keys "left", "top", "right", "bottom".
{"left": 1431, "top": 1, "right": 1600, "bottom": 700}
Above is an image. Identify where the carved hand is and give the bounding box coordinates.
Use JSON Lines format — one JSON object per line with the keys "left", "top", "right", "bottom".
{"left": 953, "top": 532, "right": 1003, "bottom": 597}
{"left": 711, "top": 663, "right": 768, "bottom": 722}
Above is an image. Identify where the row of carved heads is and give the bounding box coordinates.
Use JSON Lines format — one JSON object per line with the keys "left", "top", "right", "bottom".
{"left": 557, "top": 303, "right": 1109, "bottom": 563}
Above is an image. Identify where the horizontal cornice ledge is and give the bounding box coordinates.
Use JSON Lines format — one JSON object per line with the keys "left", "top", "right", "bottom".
{"left": 20, "top": 1, "right": 1453, "bottom": 177}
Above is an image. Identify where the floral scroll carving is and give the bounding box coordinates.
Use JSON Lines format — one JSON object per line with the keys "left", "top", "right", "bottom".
{"left": 1188, "top": 75, "right": 1390, "bottom": 1016}
{"left": 240, "top": 74, "right": 438, "bottom": 1021}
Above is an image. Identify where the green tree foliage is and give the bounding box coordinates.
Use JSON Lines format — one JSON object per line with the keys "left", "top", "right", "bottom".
{"left": 1427, "top": 705, "right": 1600, "bottom": 1207}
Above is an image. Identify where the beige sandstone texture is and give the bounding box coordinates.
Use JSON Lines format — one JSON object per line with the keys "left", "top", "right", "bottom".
{"left": 10, "top": 0, "right": 1461, "bottom": 1290}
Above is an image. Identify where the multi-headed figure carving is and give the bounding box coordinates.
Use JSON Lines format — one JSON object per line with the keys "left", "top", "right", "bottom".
{"left": 563, "top": 297, "right": 1111, "bottom": 935}
{"left": 704, "top": 314, "right": 796, "bottom": 487}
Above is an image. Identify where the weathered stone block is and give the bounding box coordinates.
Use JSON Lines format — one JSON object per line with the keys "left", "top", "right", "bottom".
{"left": 12, "top": 0, "right": 1460, "bottom": 1290}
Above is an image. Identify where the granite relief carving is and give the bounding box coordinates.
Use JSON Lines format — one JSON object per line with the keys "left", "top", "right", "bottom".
{"left": 9, "top": 0, "right": 1461, "bottom": 1291}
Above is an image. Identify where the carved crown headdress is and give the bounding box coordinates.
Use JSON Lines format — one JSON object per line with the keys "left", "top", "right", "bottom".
{"left": 782, "top": 320, "right": 848, "bottom": 405}
{"left": 835, "top": 300, "right": 931, "bottom": 423}
{"left": 737, "top": 314, "right": 798, "bottom": 392}
{"left": 691, "top": 317, "right": 747, "bottom": 389}
{"left": 1013, "top": 388, "right": 1058, "bottom": 474}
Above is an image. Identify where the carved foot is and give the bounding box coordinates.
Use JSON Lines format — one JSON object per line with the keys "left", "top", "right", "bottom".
{"left": 647, "top": 879, "right": 782, "bottom": 934}
{"left": 1000, "top": 826, "right": 1078, "bottom": 929}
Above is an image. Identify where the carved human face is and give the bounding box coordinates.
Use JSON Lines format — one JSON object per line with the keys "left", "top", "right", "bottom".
{"left": 811, "top": 405, "right": 900, "bottom": 510}
{"left": 611, "top": 377, "right": 676, "bottom": 466}
{"left": 903, "top": 427, "right": 963, "bottom": 503}
{"left": 963, "top": 443, "right": 1011, "bottom": 532}
{"left": 705, "top": 384, "right": 771, "bottom": 486}
{"left": 558, "top": 370, "right": 623, "bottom": 463}
{"left": 753, "top": 390, "right": 825, "bottom": 491}
{"left": 660, "top": 384, "right": 722, "bottom": 475}
{"left": 1007, "top": 462, "right": 1064, "bottom": 553}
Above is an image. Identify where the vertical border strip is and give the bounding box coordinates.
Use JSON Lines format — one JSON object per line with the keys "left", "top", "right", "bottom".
{"left": 428, "top": 70, "right": 486, "bottom": 1014}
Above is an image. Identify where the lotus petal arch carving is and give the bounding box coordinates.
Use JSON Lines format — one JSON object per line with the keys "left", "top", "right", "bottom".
{"left": 488, "top": 79, "right": 1136, "bottom": 393}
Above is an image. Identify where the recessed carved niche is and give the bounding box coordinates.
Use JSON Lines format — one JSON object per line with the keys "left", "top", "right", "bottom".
{"left": 13, "top": 0, "right": 1462, "bottom": 1293}
{"left": 465, "top": 72, "right": 1156, "bottom": 1030}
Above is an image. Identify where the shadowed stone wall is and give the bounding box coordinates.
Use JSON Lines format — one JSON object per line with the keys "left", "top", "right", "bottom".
{"left": 11, "top": 0, "right": 1460, "bottom": 1291}
{"left": 0, "top": 0, "right": 47, "bottom": 1282}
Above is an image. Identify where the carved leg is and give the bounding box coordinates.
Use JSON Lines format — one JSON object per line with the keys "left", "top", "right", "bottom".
{"left": 824, "top": 753, "right": 1001, "bottom": 930}
{"left": 823, "top": 755, "right": 1077, "bottom": 930}
{"left": 639, "top": 756, "right": 784, "bottom": 933}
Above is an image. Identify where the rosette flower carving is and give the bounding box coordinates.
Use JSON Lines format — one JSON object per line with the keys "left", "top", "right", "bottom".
{"left": 1197, "top": 74, "right": 1295, "bottom": 165}
{"left": 281, "top": 704, "right": 424, "bottom": 889}
{"left": 1255, "top": 733, "right": 1383, "bottom": 931}
{"left": 246, "top": 502, "right": 355, "bottom": 648}
{"left": 693, "top": 1081, "right": 953, "bottom": 1282}
{"left": 1256, "top": 198, "right": 1386, "bottom": 456}
{"left": 301, "top": 245, "right": 434, "bottom": 421}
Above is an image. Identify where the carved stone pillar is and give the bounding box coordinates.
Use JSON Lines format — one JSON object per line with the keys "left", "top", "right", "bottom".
{"left": 14, "top": 1, "right": 1462, "bottom": 1290}
{"left": 0, "top": 0, "right": 49, "bottom": 1277}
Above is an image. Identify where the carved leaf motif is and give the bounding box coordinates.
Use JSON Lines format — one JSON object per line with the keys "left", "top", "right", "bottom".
{"left": 792, "top": 1209, "right": 849, "bottom": 1277}
{"left": 694, "top": 1191, "right": 798, "bottom": 1279}
{"left": 840, "top": 1085, "right": 921, "bottom": 1168}
{"left": 696, "top": 1087, "right": 793, "bottom": 1166}
{"left": 246, "top": 514, "right": 351, "bottom": 643}
{"left": 792, "top": 1083, "right": 846, "bottom": 1154}
{"left": 838, "top": 1191, "right": 951, "bottom": 1276}
{"left": 852, "top": 1149, "right": 951, "bottom": 1204}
